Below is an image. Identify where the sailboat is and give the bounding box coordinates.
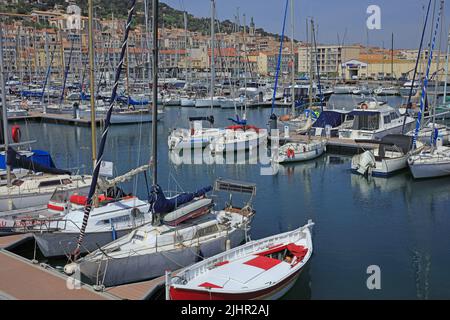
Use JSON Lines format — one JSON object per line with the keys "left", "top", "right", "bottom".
{"left": 0, "top": 26, "right": 92, "bottom": 212}
{"left": 66, "top": 1, "right": 256, "bottom": 288}
{"left": 77, "top": 179, "right": 255, "bottom": 287}
{"left": 408, "top": 0, "right": 450, "bottom": 179}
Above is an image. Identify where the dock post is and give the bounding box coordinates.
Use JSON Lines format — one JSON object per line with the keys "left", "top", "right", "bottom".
{"left": 165, "top": 270, "right": 171, "bottom": 300}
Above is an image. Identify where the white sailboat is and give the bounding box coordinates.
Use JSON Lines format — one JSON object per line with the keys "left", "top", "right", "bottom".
{"left": 77, "top": 179, "right": 255, "bottom": 287}
{"left": 274, "top": 140, "right": 326, "bottom": 164}
{"left": 407, "top": 1, "right": 450, "bottom": 179}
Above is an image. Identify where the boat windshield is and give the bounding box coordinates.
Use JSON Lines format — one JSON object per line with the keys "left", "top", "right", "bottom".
{"left": 352, "top": 114, "right": 380, "bottom": 130}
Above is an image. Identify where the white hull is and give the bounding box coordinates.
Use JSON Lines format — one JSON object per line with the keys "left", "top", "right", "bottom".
{"left": 408, "top": 157, "right": 450, "bottom": 178}
{"left": 276, "top": 143, "right": 325, "bottom": 163}
{"left": 79, "top": 228, "right": 246, "bottom": 287}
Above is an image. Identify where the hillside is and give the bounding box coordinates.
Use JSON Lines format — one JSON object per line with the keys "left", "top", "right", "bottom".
{"left": 2, "top": 0, "right": 281, "bottom": 39}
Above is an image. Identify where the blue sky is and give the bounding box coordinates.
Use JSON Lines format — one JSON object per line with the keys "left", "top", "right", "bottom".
{"left": 163, "top": 0, "right": 450, "bottom": 49}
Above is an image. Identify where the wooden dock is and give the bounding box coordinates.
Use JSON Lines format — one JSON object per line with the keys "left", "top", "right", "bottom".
{"left": 9, "top": 111, "right": 104, "bottom": 127}
{"left": 0, "top": 234, "right": 173, "bottom": 300}
{"left": 281, "top": 132, "right": 378, "bottom": 154}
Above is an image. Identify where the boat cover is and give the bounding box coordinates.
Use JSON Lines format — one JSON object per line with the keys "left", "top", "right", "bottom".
{"left": 5, "top": 147, "right": 71, "bottom": 175}
{"left": 312, "top": 110, "right": 348, "bottom": 128}
{"left": 149, "top": 184, "right": 212, "bottom": 214}
{"left": 117, "top": 95, "right": 149, "bottom": 106}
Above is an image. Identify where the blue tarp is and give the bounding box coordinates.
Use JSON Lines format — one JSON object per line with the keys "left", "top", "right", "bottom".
{"left": 149, "top": 184, "right": 212, "bottom": 214}
{"left": 0, "top": 149, "right": 56, "bottom": 170}
{"left": 312, "top": 110, "right": 348, "bottom": 128}
{"left": 117, "top": 95, "right": 149, "bottom": 106}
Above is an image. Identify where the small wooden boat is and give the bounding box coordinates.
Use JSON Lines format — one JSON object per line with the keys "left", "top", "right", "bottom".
{"left": 167, "top": 220, "right": 314, "bottom": 300}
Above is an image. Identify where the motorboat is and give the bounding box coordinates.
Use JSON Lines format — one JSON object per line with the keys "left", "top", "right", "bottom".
{"left": 167, "top": 220, "right": 314, "bottom": 300}
{"left": 351, "top": 134, "right": 424, "bottom": 177}
{"left": 338, "top": 100, "right": 415, "bottom": 140}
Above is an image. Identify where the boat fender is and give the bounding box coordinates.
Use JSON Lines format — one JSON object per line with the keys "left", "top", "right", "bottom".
{"left": 286, "top": 148, "right": 295, "bottom": 158}
{"left": 12, "top": 125, "right": 21, "bottom": 143}
{"left": 64, "top": 263, "right": 78, "bottom": 275}
{"left": 303, "top": 146, "right": 306, "bottom": 152}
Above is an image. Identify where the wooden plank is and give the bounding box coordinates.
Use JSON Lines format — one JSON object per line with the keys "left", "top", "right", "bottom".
{"left": 0, "top": 234, "right": 32, "bottom": 249}
{"left": 105, "top": 270, "right": 180, "bottom": 300}
{"left": 0, "top": 250, "right": 115, "bottom": 300}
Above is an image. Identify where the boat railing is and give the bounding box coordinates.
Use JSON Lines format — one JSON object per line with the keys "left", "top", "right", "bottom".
{"left": 13, "top": 217, "right": 81, "bottom": 233}
{"left": 182, "top": 224, "right": 313, "bottom": 282}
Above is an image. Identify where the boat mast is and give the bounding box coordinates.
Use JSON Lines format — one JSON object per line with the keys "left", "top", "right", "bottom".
{"left": 412, "top": 0, "right": 443, "bottom": 149}
{"left": 431, "top": 0, "right": 444, "bottom": 146}
{"left": 88, "top": 0, "right": 97, "bottom": 178}
{"left": 0, "top": 24, "right": 11, "bottom": 187}
{"left": 210, "top": 0, "right": 215, "bottom": 110}
{"left": 184, "top": 11, "right": 188, "bottom": 86}
{"left": 152, "top": 0, "right": 158, "bottom": 186}
{"left": 443, "top": 28, "right": 450, "bottom": 104}
{"left": 290, "top": 0, "right": 295, "bottom": 115}
{"left": 73, "top": 0, "right": 137, "bottom": 259}
{"left": 402, "top": 0, "right": 432, "bottom": 133}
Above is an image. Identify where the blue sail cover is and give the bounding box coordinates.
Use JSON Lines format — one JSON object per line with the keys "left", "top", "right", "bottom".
{"left": 312, "top": 110, "right": 348, "bottom": 128}
{"left": 228, "top": 115, "right": 247, "bottom": 125}
{"left": 149, "top": 184, "right": 212, "bottom": 214}
{"left": 3, "top": 147, "right": 71, "bottom": 175}
{"left": 117, "top": 95, "right": 149, "bottom": 106}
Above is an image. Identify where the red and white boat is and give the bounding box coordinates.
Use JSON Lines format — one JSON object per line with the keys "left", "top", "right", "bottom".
{"left": 167, "top": 220, "right": 314, "bottom": 300}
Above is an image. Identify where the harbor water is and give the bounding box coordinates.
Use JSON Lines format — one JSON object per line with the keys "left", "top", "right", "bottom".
{"left": 15, "top": 94, "right": 450, "bottom": 299}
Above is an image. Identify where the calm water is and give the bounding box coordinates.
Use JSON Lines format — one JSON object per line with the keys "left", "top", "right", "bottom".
{"left": 15, "top": 94, "right": 450, "bottom": 299}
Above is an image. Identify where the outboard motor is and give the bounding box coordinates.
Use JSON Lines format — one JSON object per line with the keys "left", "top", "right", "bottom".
{"left": 356, "top": 150, "right": 376, "bottom": 176}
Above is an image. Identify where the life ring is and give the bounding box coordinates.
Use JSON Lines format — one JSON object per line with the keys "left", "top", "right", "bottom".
{"left": 361, "top": 103, "right": 368, "bottom": 110}
{"left": 286, "top": 148, "right": 295, "bottom": 158}
{"left": 11, "top": 125, "right": 21, "bottom": 143}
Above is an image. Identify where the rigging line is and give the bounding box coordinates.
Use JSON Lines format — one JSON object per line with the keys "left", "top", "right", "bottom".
{"left": 73, "top": 0, "right": 137, "bottom": 260}
{"left": 412, "top": 0, "right": 443, "bottom": 149}
{"left": 402, "top": 0, "right": 432, "bottom": 133}
{"left": 270, "top": 0, "right": 289, "bottom": 115}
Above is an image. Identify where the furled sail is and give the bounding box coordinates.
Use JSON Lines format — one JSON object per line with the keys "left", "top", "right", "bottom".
{"left": 149, "top": 184, "right": 212, "bottom": 214}
{"left": 6, "top": 147, "right": 71, "bottom": 175}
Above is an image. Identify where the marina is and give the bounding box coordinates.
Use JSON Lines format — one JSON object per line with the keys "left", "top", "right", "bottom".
{"left": 1, "top": 0, "right": 450, "bottom": 304}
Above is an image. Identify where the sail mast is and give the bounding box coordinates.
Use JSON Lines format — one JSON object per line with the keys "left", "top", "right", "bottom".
{"left": 210, "top": 0, "right": 215, "bottom": 110}
{"left": 73, "top": 0, "right": 137, "bottom": 258}
{"left": 401, "top": 0, "right": 432, "bottom": 133}
{"left": 88, "top": 0, "right": 97, "bottom": 171}
{"left": 290, "top": 0, "right": 295, "bottom": 115}
{"left": 412, "top": 0, "right": 443, "bottom": 149}
{"left": 152, "top": 0, "right": 159, "bottom": 185}
{"left": 0, "top": 24, "right": 11, "bottom": 187}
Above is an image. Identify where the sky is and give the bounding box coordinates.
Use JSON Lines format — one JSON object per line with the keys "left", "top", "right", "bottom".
{"left": 162, "top": 0, "right": 450, "bottom": 50}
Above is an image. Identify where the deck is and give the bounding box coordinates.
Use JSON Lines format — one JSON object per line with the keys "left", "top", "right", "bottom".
{"left": 9, "top": 111, "right": 104, "bottom": 127}
{"left": 280, "top": 133, "right": 377, "bottom": 154}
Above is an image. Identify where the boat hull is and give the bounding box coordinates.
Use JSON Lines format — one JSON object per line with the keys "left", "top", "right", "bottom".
{"left": 169, "top": 264, "right": 303, "bottom": 300}
{"left": 408, "top": 160, "right": 450, "bottom": 179}
{"left": 351, "top": 154, "right": 408, "bottom": 177}
{"left": 34, "top": 228, "right": 133, "bottom": 258}
{"left": 79, "top": 228, "right": 246, "bottom": 287}
{"left": 277, "top": 145, "right": 325, "bottom": 163}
